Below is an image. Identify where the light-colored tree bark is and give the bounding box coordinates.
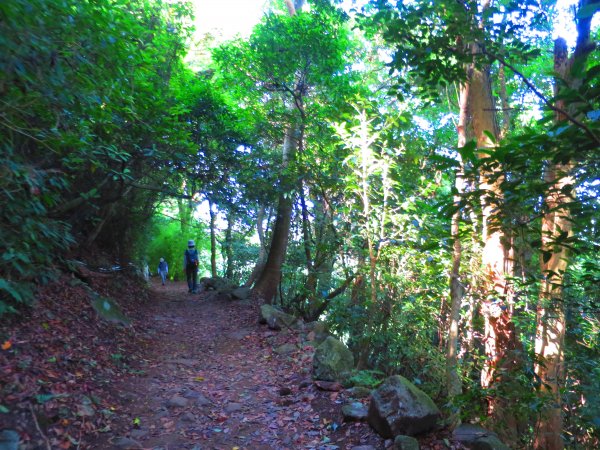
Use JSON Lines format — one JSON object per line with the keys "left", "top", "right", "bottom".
{"left": 447, "top": 79, "right": 470, "bottom": 401}
{"left": 534, "top": 3, "right": 597, "bottom": 443}
{"left": 534, "top": 158, "right": 572, "bottom": 450}
{"left": 498, "top": 65, "right": 511, "bottom": 139}
{"left": 471, "top": 45, "right": 522, "bottom": 442}
{"left": 252, "top": 125, "right": 301, "bottom": 303}
{"left": 462, "top": 0, "right": 523, "bottom": 433}
{"left": 533, "top": 35, "right": 575, "bottom": 450}
{"left": 224, "top": 213, "right": 234, "bottom": 280}
{"left": 244, "top": 206, "right": 268, "bottom": 288}
{"left": 470, "top": 56, "right": 515, "bottom": 385}
{"left": 177, "top": 179, "right": 193, "bottom": 235}
{"left": 208, "top": 198, "right": 218, "bottom": 278}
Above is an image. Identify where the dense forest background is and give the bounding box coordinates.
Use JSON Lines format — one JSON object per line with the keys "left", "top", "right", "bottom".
{"left": 1, "top": 0, "right": 599, "bottom": 448}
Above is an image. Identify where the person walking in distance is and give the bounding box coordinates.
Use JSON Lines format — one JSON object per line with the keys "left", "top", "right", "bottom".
{"left": 184, "top": 240, "right": 199, "bottom": 293}
{"left": 157, "top": 257, "right": 168, "bottom": 286}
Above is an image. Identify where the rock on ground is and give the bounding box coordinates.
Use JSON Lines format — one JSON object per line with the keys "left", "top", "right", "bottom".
{"left": 394, "top": 435, "right": 420, "bottom": 450}
{"left": 452, "top": 424, "right": 510, "bottom": 450}
{"left": 368, "top": 375, "right": 441, "bottom": 438}
{"left": 312, "top": 336, "right": 354, "bottom": 382}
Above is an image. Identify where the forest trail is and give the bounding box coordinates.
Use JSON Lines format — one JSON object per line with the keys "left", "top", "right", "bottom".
{"left": 91, "top": 280, "right": 383, "bottom": 450}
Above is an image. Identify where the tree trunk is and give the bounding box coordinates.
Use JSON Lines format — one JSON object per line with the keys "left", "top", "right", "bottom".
{"left": 177, "top": 179, "right": 193, "bottom": 234}
{"left": 447, "top": 79, "right": 470, "bottom": 401}
{"left": 299, "top": 179, "right": 318, "bottom": 306}
{"left": 470, "top": 55, "right": 508, "bottom": 374}
{"left": 312, "top": 195, "right": 336, "bottom": 317}
{"left": 85, "top": 185, "right": 134, "bottom": 247}
{"left": 292, "top": 192, "right": 338, "bottom": 320}
{"left": 534, "top": 4, "right": 596, "bottom": 442}
{"left": 252, "top": 126, "right": 300, "bottom": 303}
{"left": 534, "top": 161, "right": 572, "bottom": 450}
{"left": 533, "top": 36, "right": 576, "bottom": 450}
{"left": 209, "top": 199, "right": 217, "bottom": 278}
{"left": 224, "top": 213, "right": 234, "bottom": 280}
{"left": 244, "top": 206, "right": 267, "bottom": 288}
{"left": 498, "top": 65, "right": 511, "bottom": 139}
{"left": 468, "top": 36, "right": 520, "bottom": 441}
{"left": 251, "top": 0, "right": 306, "bottom": 303}
{"left": 252, "top": 193, "right": 293, "bottom": 303}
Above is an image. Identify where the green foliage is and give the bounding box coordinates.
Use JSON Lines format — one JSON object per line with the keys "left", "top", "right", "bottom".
{"left": 0, "top": 0, "right": 196, "bottom": 311}
{"left": 561, "top": 254, "right": 600, "bottom": 445}
{"left": 144, "top": 210, "right": 211, "bottom": 281}
{"left": 362, "top": 0, "right": 546, "bottom": 102}
{"left": 1, "top": 0, "right": 598, "bottom": 445}
{"left": 214, "top": 3, "right": 353, "bottom": 93}
{"left": 0, "top": 147, "right": 73, "bottom": 312}
{"left": 348, "top": 369, "right": 385, "bottom": 389}
{"left": 226, "top": 239, "right": 261, "bottom": 285}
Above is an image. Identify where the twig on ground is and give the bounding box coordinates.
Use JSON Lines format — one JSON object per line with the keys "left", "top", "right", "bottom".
{"left": 29, "top": 403, "right": 52, "bottom": 450}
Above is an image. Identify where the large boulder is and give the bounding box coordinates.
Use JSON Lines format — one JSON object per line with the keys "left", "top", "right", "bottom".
{"left": 367, "top": 375, "right": 441, "bottom": 438}
{"left": 312, "top": 336, "right": 354, "bottom": 382}
{"left": 452, "top": 424, "right": 509, "bottom": 450}
{"left": 259, "top": 304, "right": 297, "bottom": 330}
{"left": 304, "top": 321, "right": 330, "bottom": 345}
{"left": 231, "top": 286, "right": 251, "bottom": 300}
{"left": 199, "top": 277, "right": 235, "bottom": 293}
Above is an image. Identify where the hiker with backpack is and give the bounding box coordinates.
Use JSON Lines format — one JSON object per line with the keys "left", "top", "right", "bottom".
{"left": 184, "top": 240, "right": 199, "bottom": 293}
{"left": 157, "top": 257, "right": 168, "bottom": 286}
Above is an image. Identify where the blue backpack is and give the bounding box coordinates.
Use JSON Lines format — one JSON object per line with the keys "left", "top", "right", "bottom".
{"left": 186, "top": 249, "right": 199, "bottom": 267}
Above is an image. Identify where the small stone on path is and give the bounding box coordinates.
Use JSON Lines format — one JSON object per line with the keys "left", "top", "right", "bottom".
{"left": 77, "top": 403, "right": 96, "bottom": 417}
{"left": 170, "top": 358, "right": 196, "bottom": 367}
{"left": 195, "top": 394, "right": 211, "bottom": 406}
{"left": 394, "top": 435, "right": 420, "bottom": 450}
{"left": 279, "top": 386, "right": 293, "bottom": 396}
{"left": 224, "top": 402, "right": 242, "bottom": 413}
{"left": 113, "top": 436, "right": 143, "bottom": 449}
{"left": 342, "top": 401, "right": 369, "bottom": 421}
{"left": 314, "top": 380, "right": 343, "bottom": 391}
{"left": 130, "top": 429, "right": 148, "bottom": 440}
{"left": 180, "top": 412, "right": 197, "bottom": 422}
{"left": 346, "top": 386, "right": 372, "bottom": 398}
{"left": 154, "top": 408, "right": 169, "bottom": 419}
{"left": 274, "top": 343, "right": 297, "bottom": 355}
{"left": 166, "top": 395, "right": 189, "bottom": 408}
{"left": 0, "top": 429, "right": 19, "bottom": 450}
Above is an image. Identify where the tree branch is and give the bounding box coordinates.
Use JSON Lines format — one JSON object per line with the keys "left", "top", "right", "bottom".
{"left": 485, "top": 50, "right": 600, "bottom": 147}
{"left": 127, "top": 181, "right": 193, "bottom": 199}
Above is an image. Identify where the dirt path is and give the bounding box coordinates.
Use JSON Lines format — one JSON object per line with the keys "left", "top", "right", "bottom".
{"left": 91, "top": 280, "right": 384, "bottom": 450}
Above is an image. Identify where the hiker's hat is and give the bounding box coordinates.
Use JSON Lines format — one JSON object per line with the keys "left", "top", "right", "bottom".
{"left": 160, "top": 257, "right": 164, "bottom": 262}
{"left": 188, "top": 240, "right": 195, "bottom": 247}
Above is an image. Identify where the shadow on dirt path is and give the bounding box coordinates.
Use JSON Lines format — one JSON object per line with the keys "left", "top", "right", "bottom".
{"left": 91, "top": 280, "right": 384, "bottom": 450}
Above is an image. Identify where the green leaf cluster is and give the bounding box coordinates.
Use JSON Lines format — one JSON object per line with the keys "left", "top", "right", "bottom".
{"left": 0, "top": 0, "right": 196, "bottom": 312}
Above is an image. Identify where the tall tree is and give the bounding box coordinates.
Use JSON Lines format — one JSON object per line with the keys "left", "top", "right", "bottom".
{"left": 364, "top": 0, "right": 536, "bottom": 439}
{"left": 447, "top": 85, "right": 470, "bottom": 402}
{"left": 214, "top": 0, "right": 352, "bottom": 303}
{"left": 534, "top": 2, "right": 599, "bottom": 447}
